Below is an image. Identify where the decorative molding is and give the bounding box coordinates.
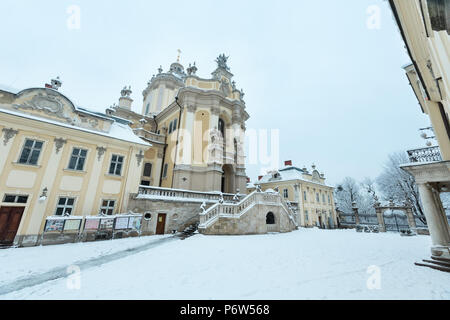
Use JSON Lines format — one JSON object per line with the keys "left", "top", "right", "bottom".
{"left": 157, "top": 149, "right": 164, "bottom": 159}
{"left": 187, "top": 105, "right": 197, "bottom": 113}
{"left": 13, "top": 91, "right": 72, "bottom": 123}
{"left": 96, "top": 146, "right": 107, "bottom": 161}
{"left": 54, "top": 138, "right": 67, "bottom": 154}
{"left": 2, "top": 128, "right": 18, "bottom": 146}
{"left": 211, "top": 106, "right": 220, "bottom": 116}
{"left": 136, "top": 150, "right": 144, "bottom": 167}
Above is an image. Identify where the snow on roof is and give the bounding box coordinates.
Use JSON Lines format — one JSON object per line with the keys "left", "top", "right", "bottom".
{"left": 0, "top": 108, "right": 151, "bottom": 147}
{"left": 256, "top": 165, "right": 331, "bottom": 188}
{"left": 0, "top": 84, "right": 20, "bottom": 94}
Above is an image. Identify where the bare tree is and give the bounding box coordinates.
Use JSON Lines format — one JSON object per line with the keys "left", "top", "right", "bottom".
{"left": 335, "top": 177, "right": 374, "bottom": 214}
{"left": 376, "top": 152, "right": 424, "bottom": 221}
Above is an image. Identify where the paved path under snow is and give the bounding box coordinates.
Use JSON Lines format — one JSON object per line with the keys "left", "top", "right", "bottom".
{"left": 0, "top": 235, "right": 177, "bottom": 296}
{"left": 1, "top": 229, "right": 449, "bottom": 299}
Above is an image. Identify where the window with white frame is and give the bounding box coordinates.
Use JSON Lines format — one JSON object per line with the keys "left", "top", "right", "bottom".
{"left": 3, "top": 194, "right": 28, "bottom": 204}
{"left": 168, "top": 118, "right": 178, "bottom": 134}
{"left": 109, "top": 155, "right": 124, "bottom": 176}
{"left": 68, "top": 148, "right": 88, "bottom": 171}
{"left": 18, "top": 139, "right": 44, "bottom": 165}
{"left": 100, "top": 200, "right": 115, "bottom": 215}
{"left": 55, "top": 197, "right": 75, "bottom": 216}
{"left": 283, "top": 188, "right": 289, "bottom": 199}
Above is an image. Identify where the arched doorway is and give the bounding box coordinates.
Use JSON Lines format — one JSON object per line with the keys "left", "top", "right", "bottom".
{"left": 266, "top": 212, "right": 275, "bottom": 224}
{"left": 221, "top": 164, "right": 235, "bottom": 193}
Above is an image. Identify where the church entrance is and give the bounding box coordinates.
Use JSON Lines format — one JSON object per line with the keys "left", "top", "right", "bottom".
{"left": 221, "top": 165, "right": 235, "bottom": 194}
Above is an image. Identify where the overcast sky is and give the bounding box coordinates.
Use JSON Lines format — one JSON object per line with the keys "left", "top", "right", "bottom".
{"left": 0, "top": 0, "right": 430, "bottom": 186}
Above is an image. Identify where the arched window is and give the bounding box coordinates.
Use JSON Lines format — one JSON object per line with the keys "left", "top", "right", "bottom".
{"left": 218, "top": 118, "right": 225, "bottom": 137}
{"left": 266, "top": 212, "right": 275, "bottom": 225}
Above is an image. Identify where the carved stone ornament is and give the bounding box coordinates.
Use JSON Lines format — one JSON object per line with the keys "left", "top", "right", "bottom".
{"left": 2, "top": 128, "right": 18, "bottom": 146}
{"left": 220, "top": 79, "right": 231, "bottom": 97}
{"left": 54, "top": 138, "right": 67, "bottom": 154}
{"left": 157, "top": 148, "right": 164, "bottom": 159}
{"left": 136, "top": 150, "right": 144, "bottom": 166}
{"left": 96, "top": 146, "right": 107, "bottom": 161}
{"left": 211, "top": 107, "right": 220, "bottom": 116}
{"left": 187, "top": 105, "right": 197, "bottom": 113}
{"left": 13, "top": 91, "right": 72, "bottom": 123}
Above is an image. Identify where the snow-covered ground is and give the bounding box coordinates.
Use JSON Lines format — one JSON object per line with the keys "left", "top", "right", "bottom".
{"left": 0, "top": 229, "right": 448, "bottom": 300}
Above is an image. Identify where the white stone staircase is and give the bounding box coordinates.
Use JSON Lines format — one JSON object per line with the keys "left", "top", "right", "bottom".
{"left": 198, "top": 190, "right": 298, "bottom": 232}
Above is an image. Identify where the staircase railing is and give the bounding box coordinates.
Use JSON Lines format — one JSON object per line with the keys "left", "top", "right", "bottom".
{"left": 279, "top": 197, "right": 299, "bottom": 228}
{"left": 199, "top": 191, "right": 258, "bottom": 229}
{"left": 198, "top": 190, "right": 299, "bottom": 230}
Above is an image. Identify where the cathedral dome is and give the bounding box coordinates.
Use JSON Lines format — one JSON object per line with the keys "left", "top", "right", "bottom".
{"left": 169, "top": 62, "right": 186, "bottom": 78}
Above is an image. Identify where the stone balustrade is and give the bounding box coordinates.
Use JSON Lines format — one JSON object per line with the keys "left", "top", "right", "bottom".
{"left": 199, "top": 190, "right": 298, "bottom": 229}
{"left": 137, "top": 186, "right": 242, "bottom": 203}
{"left": 407, "top": 146, "right": 442, "bottom": 163}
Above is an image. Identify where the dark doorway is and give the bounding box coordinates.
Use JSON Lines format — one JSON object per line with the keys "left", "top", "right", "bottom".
{"left": 0, "top": 206, "right": 24, "bottom": 245}
{"left": 266, "top": 212, "right": 275, "bottom": 225}
{"left": 221, "top": 164, "right": 235, "bottom": 194}
{"left": 156, "top": 213, "right": 167, "bottom": 235}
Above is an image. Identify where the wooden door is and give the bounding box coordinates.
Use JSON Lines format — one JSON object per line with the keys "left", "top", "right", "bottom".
{"left": 156, "top": 214, "right": 166, "bottom": 235}
{"left": 0, "top": 206, "right": 25, "bottom": 245}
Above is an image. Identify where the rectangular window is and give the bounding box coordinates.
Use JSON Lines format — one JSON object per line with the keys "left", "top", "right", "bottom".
{"left": 303, "top": 191, "right": 307, "bottom": 201}
{"left": 143, "top": 163, "right": 152, "bottom": 177}
{"left": 172, "top": 118, "right": 177, "bottom": 132}
{"left": 305, "top": 210, "right": 309, "bottom": 222}
{"left": 3, "top": 194, "right": 28, "bottom": 203}
{"left": 322, "top": 194, "right": 326, "bottom": 204}
{"left": 68, "top": 148, "right": 87, "bottom": 171}
{"left": 18, "top": 139, "right": 43, "bottom": 165}
{"left": 140, "top": 180, "right": 151, "bottom": 186}
{"left": 283, "top": 189, "right": 289, "bottom": 199}
{"left": 328, "top": 195, "right": 331, "bottom": 204}
{"left": 316, "top": 193, "right": 320, "bottom": 203}
{"left": 109, "top": 155, "right": 124, "bottom": 176}
{"left": 162, "top": 163, "right": 168, "bottom": 179}
{"left": 100, "top": 200, "right": 115, "bottom": 216}
{"left": 55, "top": 197, "right": 75, "bottom": 216}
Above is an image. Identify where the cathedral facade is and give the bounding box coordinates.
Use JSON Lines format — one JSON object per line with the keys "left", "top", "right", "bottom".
{"left": 109, "top": 54, "right": 249, "bottom": 194}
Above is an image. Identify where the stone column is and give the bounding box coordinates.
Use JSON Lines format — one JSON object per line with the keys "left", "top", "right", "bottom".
{"left": 352, "top": 202, "right": 360, "bottom": 225}
{"left": 417, "top": 183, "right": 450, "bottom": 257}
{"left": 375, "top": 206, "right": 386, "bottom": 232}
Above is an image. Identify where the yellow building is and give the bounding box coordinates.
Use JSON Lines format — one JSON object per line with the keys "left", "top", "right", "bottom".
{"left": 0, "top": 83, "right": 150, "bottom": 247}
{"left": 248, "top": 161, "right": 337, "bottom": 228}
{"left": 108, "top": 54, "right": 249, "bottom": 194}
{"left": 389, "top": 0, "right": 450, "bottom": 262}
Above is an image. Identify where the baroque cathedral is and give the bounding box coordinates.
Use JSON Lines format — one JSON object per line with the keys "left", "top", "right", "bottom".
{"left": 108, "top": 54, "right": 249, "bottom": 194}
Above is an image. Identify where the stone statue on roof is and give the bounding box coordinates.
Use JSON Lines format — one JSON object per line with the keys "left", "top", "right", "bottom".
{"left": 216, "top": 54, "right": 230, "bottom": 71}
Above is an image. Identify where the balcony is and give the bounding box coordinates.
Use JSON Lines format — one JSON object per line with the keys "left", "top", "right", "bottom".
{"left": 407, "top": 146, "right": 442, "bottom": 163}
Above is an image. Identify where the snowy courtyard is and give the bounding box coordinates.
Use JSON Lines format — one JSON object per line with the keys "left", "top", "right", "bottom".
{"left": 0, "top": 229, "right": 448, "bottom": 300}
